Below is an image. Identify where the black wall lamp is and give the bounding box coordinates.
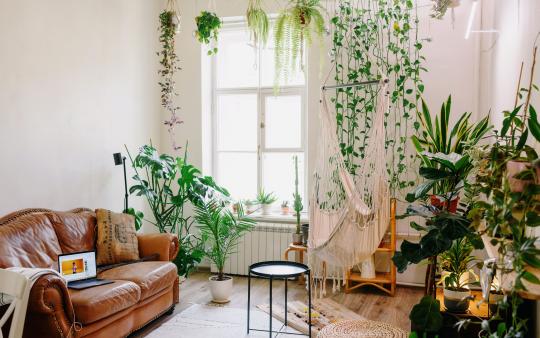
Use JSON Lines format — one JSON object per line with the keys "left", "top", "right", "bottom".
{"left": 113, "top": 152, "right": 128, "bottom": 212}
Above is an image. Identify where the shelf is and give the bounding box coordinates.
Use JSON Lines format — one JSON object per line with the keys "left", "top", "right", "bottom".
{"left": 375, "top": 246, "right": 392, "bottom": 252}
{"left": 348, "top": 271, "right": 392, "bottom": 284}
{"left": 436, "top": 288, "right": 489, "bottom": 319}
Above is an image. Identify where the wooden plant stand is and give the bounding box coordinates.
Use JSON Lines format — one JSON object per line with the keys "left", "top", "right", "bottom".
{"left": 345, "top": 198, "right": 397, "bottom": 296}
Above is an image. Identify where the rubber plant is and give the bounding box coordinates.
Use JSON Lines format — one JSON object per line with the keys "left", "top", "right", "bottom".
{"left": 246, "top": 0, "right": 269, "bottom": 47}
{"left": 158, "top": 8, "right": 182, "bottom": 151}
{"left": 274, "top": 0, "right": 325, "bottom": 87}
{"left": 195, "top": 11, "right": 222, "bottom": 55}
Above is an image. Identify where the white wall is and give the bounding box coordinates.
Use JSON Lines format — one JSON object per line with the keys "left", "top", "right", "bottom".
{"left": 0, "top": 0, "right": 163, "bottom": 218}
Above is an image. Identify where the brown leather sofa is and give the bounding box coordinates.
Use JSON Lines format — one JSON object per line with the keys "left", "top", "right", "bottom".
{"left": 0, "top": 208, "right": 180, "bottom": 338}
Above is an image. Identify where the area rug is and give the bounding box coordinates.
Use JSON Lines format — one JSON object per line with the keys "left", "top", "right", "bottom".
{"left": 257, "top": 298, "right": 365, "bottom": 335}
{"left": 257, "top": 298, "right": 406, "bottom": 337}
{"left": 145, "top": 303, "right": 300, "bottom": 338}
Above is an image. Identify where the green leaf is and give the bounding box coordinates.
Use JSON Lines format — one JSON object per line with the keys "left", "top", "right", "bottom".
{"left": 500, "top": 105, "right": 522, "bottom": 137}
{"left": 528, "top": 106, "right": 540, "bottom": 142}
{"left": 409, "top": 296, "right": 443, "bottom": 333}
{"left": 419, "top": 167, "right": 452, "bottom": 180}
{"left": 522, "top": 271, "right": 540, "bottom": 284}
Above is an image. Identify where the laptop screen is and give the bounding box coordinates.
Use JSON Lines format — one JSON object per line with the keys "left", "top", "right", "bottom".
{"left": 58, "top": 251, "right": 97, "bottom": 282}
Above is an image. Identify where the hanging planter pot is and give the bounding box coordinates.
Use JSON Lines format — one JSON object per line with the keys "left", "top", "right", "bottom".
{"left": 195, "top": 11, "right": 222, "bottom": 55}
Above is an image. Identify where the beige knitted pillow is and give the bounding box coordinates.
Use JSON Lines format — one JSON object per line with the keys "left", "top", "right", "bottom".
{"left": 95, "top": 209, "right": 139, "bottom": 265}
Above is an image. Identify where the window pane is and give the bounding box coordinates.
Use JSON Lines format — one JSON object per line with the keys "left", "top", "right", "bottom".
{"left": 262, "top": 153, "right": 305, "bottom": 204}
{"left": 260, "top": 34, "right": 305, "bottom": 87}
{"left": 265, "top": 95, "right": 302, "bottom": 149}
{"left": 216, "top": 29, "right": 258, "bottom": 88}
{"left": 217, "top": 94, "right": 257, "bottom": 151}
{"left": 217, "top": 152, "right": 258, "bottom": 200}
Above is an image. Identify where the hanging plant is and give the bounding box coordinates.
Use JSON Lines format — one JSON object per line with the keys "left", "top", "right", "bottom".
{"left": 195, "top": 11, "right": 222, "bottom": 55}
{"left": 158, "top": 6, "right": 182, "bottom": 151}
{"left": 431, "top": 0, "right": 460, "bottom": 20}
{"left": 246, "top": 0, "right": 269, "bottom": 48}
{"left": 274, "top": 0, "right": 326, "bottom": 86}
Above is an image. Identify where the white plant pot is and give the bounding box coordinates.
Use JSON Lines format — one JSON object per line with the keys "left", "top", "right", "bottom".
{"left": 261, "top": 204, "right": 272, "bottom": 215}
{"left": 209, "top": 275, "right": 233, "bottom": 303}
{"left": 443, "top": 288, "right": 471, "bottom": 313}
{"left": 360, "top": 255, "right": 376, "bottom": 279}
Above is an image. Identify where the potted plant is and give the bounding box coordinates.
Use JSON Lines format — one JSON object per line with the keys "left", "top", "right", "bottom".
{"left": 257, "top": 189, "right": 277, "bottom": 215}
{"left": 195, "top": 11, "right": 221, "bottom": 55}
{"left": 243, "top": 199, "right": 257, "bottom": 214}
{"left": 439, "top": 238, "right": 476, "bottom": 313}
{"left": 195, "top": 199, "right": 255, "bottom": 303}
{"left": 127, "top": 144, "right": 229, "bottom": 277}
{"left": 292, "top": 155, "right": 303, "bottom": 244}
{"left": 274, "top": 0, "right": 325, "bottom": 87}
{"left": 246, "top": 0, "right": 269, "bottom": 48}
{"left": 411, "top": 96, "right": 491, "bottom": 210}
{"left": 280, "top": 201, "right": 290, "bottom": 215}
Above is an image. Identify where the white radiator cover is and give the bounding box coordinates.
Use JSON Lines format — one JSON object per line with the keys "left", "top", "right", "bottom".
{"left": 211, "top": 221, "right": 296, "bottom": 276}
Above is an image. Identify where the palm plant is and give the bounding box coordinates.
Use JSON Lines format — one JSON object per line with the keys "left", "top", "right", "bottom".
{"left": 440, "top": 238, "right": 475, "bottom": 290}
{"left": 246, "top": 0, "right": 269, "bottom": 48}
{"left": 411, "top": 96, "right": 491, "bottom": 196}
{"left": 274, "top": 0, "right": 325, "bottom": 87}
{"left": 195, "top": 199, "right": 255, "bottom": 281}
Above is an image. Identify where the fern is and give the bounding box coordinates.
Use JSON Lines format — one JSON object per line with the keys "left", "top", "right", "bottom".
{"left": 274, "top": 0, "right": 326, "bottom": 90}
{"left": 246, "top": 0, "right": 269, "bottom": 47}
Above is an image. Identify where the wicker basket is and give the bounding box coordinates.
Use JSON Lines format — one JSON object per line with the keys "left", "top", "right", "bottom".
{"left": 318, "top": 319, "right": 408, "bottom": 338}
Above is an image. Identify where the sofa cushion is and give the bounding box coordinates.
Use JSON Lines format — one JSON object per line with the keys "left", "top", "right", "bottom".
{"left": 0, "top": 213, "right": 62, "bottom": 269}
{"left": 47, "top": 211, "right": 97, "bottom": 254}
{"left": 98, "top": 261, "right": 177, "bottom": 301}
{"left": 95, "top": 209, "right": 139, "bottom": 265}
{"left": 69, "top": 280, "right": 141, "bottom": 324}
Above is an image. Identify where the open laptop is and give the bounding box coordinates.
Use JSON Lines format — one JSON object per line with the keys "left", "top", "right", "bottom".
{"left": 58, "top": 251, "right": 113, "bottom": 290}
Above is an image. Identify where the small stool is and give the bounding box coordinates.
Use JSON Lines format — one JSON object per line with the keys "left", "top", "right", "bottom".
{"left": 283, "top": 244, "right": 308, "bottom": 284}
{"left": 247, "top": 261, "right": 312, "bottom": 337}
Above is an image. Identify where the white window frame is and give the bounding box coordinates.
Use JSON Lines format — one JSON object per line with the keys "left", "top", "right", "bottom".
{"left": 210, "top": 19, "right": 308, "bottom": 203}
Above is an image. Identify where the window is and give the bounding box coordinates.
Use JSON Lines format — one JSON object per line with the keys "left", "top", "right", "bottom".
{"left": 211, "top": 20, "right": 306, "bottom": 206}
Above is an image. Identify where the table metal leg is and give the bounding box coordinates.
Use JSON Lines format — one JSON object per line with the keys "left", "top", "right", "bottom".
{"left": 308, "top": 271, "right": 312, "bottom": 338}
{"left": 247, "top": 271, "right": 251, "bottom": 334}
{"left": 285, "top": 277, "right": 288, "bottom": 326}
{"left": 269, "top": 277, "right": 273, "bottom": 338}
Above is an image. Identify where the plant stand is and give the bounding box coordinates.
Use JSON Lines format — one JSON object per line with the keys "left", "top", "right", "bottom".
{"left": 345, "top": 198, "right": 397, "bottom": 296}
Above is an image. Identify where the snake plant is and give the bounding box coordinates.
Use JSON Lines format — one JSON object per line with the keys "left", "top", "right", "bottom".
{"left": 274, "top": 0, "right": 325, "bottom": 87}
{"left": 246, "top": 0, "right": 269, "bottom": 47}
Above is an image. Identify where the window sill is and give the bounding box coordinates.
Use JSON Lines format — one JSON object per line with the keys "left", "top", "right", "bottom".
{"left": 246, "top": 211, "right": 309, "bottom": 224}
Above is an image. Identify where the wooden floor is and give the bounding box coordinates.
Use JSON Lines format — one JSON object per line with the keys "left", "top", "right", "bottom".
{"left": 131, "top": 271, "right": 423, "bottom": 337}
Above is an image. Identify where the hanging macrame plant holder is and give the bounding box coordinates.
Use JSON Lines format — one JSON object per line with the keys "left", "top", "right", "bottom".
{"left": 166, "top": 0, "right": 181, "bottom": 34}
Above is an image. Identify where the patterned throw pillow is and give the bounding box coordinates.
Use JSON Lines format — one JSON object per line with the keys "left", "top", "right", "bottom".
{"left": 95, "top": 209, "right": 139, "bottom": 265}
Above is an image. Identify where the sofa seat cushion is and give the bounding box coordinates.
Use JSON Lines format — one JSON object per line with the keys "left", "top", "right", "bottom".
{"left": 70, "top": 280, "right": 141, "bottom": 324}
{"left": 98, "top": 261, "right": 177, "bottom": 301}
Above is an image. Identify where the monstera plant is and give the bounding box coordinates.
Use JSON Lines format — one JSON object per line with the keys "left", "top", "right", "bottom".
{"left": 127, "top": 144, "right": 229, "bottom": 277}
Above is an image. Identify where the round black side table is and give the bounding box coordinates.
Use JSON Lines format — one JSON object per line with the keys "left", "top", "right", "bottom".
{"left": 247, "top": 260, "right": 312, "bottom": 337}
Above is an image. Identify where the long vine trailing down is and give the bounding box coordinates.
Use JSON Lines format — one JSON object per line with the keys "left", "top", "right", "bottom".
{"left": 330, "top": 0, "right": 426, "bottom": 195}
{"left": 159, "top": 10, "right": 182, "bottom": 151}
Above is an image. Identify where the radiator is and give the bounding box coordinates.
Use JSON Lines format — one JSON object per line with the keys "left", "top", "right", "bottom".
{"left": 211, "top": 221, "right": 296, "bottom": 276}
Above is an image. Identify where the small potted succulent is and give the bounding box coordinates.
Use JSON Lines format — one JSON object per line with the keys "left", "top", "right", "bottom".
{"left": 195, "top": 199, "right": 255, "bottom": 303}
{"left": 440, "top": 238, "right": 476, "bottom": 313}
{"left": 280, "top": 201, "right": 290, "bottom": 215}
{"left": 257, "top": 189, "right": 277, "bottom": 215}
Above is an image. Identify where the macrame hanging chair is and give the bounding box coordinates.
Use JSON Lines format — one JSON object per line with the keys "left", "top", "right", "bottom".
{"left": 308, "top": 79, "right": 391, "bottom": 295}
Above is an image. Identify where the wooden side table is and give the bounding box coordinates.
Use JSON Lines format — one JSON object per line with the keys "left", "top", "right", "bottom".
{"left": 284, "top": 243, "right": 308, "bottom": 284}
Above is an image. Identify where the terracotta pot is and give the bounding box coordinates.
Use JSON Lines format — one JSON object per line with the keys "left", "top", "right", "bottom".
{"left": 209, "top": 275, "right": 233, "bottom": 303}
{"left": 443, "top": 288, "right": 471, "bottom": 313}
{"left": 281, "top": 206, "right": 290, "bottom": 215}
{"left": 506, "top": 160, "right": 533, "bottom": 193}
{"left": 430, "top": 195, "right": 459, "bottom": 213}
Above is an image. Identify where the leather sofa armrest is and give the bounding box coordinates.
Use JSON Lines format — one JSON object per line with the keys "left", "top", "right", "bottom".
{"left": 26, "top": 274, "right": 75, "bottom": 338}
{"left": 137, "top": 233, "right": 179, "bottom": 262}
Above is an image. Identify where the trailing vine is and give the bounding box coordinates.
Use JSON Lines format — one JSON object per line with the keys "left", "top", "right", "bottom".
{"left": 330, "top": 0, "right": 426, "bottom": 195}
{"left": 247, "top": 0, "right": 270, "bottom": 48}
{"left": 159, "top": 9, "right": 182, "bottom": 151}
